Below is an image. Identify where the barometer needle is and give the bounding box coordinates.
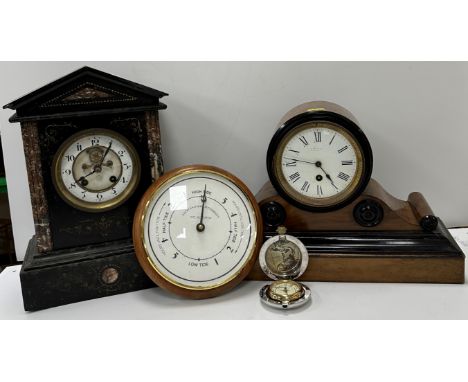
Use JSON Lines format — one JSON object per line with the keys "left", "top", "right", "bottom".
{"left": 197, "top": 185, "right": 207, "bottom": 232}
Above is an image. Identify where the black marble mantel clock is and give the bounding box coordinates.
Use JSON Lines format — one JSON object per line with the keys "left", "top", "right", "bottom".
{"left": 3, "top": 66, "right": 168, "bottom": 310}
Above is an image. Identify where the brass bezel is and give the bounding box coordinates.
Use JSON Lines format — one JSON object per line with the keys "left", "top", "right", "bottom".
{"left": 52, "top": 128, "right": 141, "bottom": 213}
{"left": 273, "top": 121, "right": 364, "bottom": 209}
{"left": 132, "top": 164, "right": 263, "bottom": 299}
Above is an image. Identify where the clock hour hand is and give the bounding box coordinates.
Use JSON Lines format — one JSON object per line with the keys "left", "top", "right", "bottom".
{"left": 83, "top": 169, "right": 97, "bottom": 178}
{"left": 77, "top": 166, "right": 99, "bottom": 186}
{"left": 77, "top": 142, "right": 113, "bottom": 186}
{"left": 196, "top": 185, "right": 207, "bottom": 232}
{"left": 316, "top": 162, "right": 339, "bottom": 190}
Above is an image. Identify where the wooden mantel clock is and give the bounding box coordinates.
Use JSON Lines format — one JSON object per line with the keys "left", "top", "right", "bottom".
{"left": 3, "top": 66, "right": 168, "bottom": 310}
{"left": 248, "top": 101, "right": 465, "bottom": 284}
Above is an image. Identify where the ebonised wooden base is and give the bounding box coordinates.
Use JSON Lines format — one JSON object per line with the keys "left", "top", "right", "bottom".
{"left": 20, "top": 237, "right": 153, "bottom": 311}
{"left": 249, "top": 180, "right": 466, "bottom": 284}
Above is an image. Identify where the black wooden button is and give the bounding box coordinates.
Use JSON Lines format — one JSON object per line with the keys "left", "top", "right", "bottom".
{"left": 353, "top": 199, "right": 384, "bottom": 227}
{"left": 421, "top": 215, "right": 438, "bottom": 232}
{"left": 261, "top": 201, "right": 286, "bottom": 228}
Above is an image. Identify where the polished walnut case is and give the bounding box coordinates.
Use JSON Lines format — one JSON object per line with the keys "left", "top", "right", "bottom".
{"left": 248, "top": 102, "right": 465, "bottom": 284}
{"left": 3, "top": 67, "right": 168, "bottom": 310}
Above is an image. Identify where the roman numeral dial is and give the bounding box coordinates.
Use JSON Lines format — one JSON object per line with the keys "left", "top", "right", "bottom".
{"left": 268, "top": 102, "right": 373, "bottom": 212}
{"left": 275, "top": 121, "right": 366, "bottom": 209}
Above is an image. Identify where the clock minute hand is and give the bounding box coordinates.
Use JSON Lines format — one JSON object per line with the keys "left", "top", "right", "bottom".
{"left": 283, "top": 157, "right": 318, "bottom": 166}
{"left": 196, "top": 185, "right": 207, "bottom": 232}
{"left": 99, "top": 141, "right": 113, "bottom": 167}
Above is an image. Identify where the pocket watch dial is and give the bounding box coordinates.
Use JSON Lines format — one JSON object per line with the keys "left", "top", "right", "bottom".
{"left": 52, "top": 128, "right": 141, "bottom": 212}
{"left": 270, "top": 120, "right": 369, "bottom": 210}
{"left": 267, "top": 280, "right": 304, "bottom": 302}
{"left": 260, "top": 281, "right": 311, "bottom": 309}
{"left": 134, "top": 166, "right": 262, "bottom": 298}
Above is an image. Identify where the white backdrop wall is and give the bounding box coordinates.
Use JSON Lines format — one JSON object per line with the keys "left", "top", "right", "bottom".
{"left": 1, "top": 62, "right": 467, "bottom": 260}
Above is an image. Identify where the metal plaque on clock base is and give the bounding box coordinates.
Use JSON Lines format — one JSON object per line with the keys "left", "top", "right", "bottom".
{"left": 20, "top": 236, "right": 154, "bottom": 311}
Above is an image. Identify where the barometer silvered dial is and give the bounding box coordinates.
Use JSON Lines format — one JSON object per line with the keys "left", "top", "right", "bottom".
{"left": 133, "top": 165, "right": 263, "bottom": 299}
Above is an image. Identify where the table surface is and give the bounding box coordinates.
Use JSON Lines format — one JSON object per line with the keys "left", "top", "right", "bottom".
{"left": 1, "top": 228, "right": 468, "bottom": 320}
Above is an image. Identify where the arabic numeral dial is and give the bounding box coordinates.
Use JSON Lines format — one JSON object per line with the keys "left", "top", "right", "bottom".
{"left": 52, "top": 128, "right": 141, "bottom": 212}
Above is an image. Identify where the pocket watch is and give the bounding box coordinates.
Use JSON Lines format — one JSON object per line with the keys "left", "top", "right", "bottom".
{"left": 267, "top": 101, "right": 373, "bottom": 212}
{"left": 259, "top": 226, "right": 311, "bottom": 309}
{"left": 133, "top": 164, "right": 263, "bottom": 299}
{"left": 52, "top": 128, "right": 141, "bottom": 212}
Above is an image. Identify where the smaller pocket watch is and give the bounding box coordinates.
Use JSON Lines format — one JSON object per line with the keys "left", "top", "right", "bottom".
{"left": 259, "top": 226, "right": 311, "bottom": 309}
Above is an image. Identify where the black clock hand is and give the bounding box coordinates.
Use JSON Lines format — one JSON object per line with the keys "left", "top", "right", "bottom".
{"left": 284, "top": 157, "right": 339, "bottom": 190}
{"left": 283, "top": 157, "right": 318, "bottom": 166}
{"left": 83, "top": 169, "right": 97, "bottom": 178}
{"left": 78, "top": 142, "right": 113, "bottom": 185}
{"left": 77, "top": 167, "right": 99, "bottom": 187}
{"left": 99, "top": 141, "right": 113, "bottom": 167}
{"left": 196, "top": 185, "right": 207, "bottom": 232}
{"left": 316, "top": 162, "right": 339, "bottom": 190}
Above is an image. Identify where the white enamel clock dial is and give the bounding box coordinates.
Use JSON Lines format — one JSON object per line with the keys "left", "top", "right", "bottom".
{"left": 272, "top": 121, "right": 365, "bottom": 210}
{"left": 133, "top": 165, "right": 262, "bottom": 299}
{"left": 281, "top": 123, "right": 359, "bottom": 198}
{"left": 52, "top": 128, "right": 141, "bottom": 212}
